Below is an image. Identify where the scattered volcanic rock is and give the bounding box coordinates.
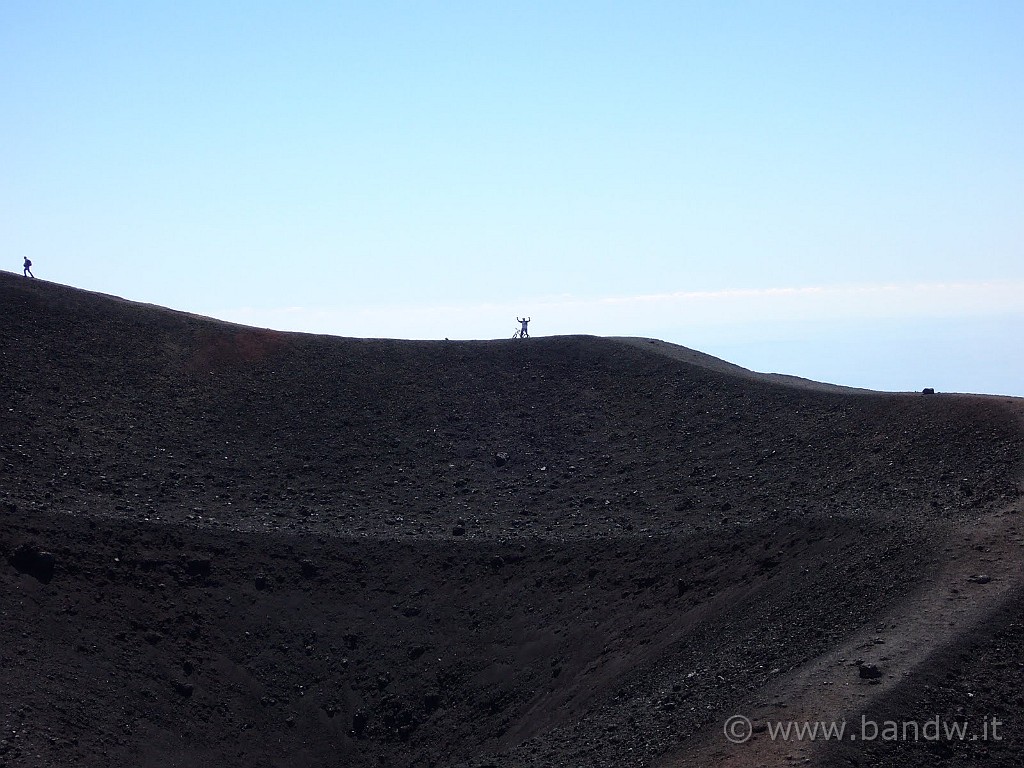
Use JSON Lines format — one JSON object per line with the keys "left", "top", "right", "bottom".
{"left": 2, "top": 272, "right": 1024, "bottom": 768}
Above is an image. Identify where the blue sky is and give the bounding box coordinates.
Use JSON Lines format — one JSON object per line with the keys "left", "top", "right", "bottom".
{"left": 2, "top": 2, "right": 1022, "bottom": 394}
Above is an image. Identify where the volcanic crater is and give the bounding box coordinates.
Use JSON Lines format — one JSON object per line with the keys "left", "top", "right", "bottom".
{"left": 2, "top": 271, "right": 1022, "bottom": 767}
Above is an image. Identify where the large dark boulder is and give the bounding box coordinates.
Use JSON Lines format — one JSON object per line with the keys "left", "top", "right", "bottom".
{"left": 9, "top": 543, "right": 56, "bottom": 584}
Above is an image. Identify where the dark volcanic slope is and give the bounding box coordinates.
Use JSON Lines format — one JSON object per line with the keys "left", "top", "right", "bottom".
{"left": 2, "top": 271, "right": 1022, "bottom": 768}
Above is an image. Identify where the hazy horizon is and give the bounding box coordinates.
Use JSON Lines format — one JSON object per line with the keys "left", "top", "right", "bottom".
{"left": 3, "top": 3, "right": 1021, "bottom": 395}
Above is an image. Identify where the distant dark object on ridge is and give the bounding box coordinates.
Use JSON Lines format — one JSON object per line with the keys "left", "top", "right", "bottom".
{"left": 922, "top": 388, "right": 936, "bottom": 395}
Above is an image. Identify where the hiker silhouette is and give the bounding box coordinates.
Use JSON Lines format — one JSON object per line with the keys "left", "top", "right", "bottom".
{"left": 23, "top": 258, "right": 34, "bottom": 278}
{"left": 516, "top": 317, "right": 530, "bottom": 338}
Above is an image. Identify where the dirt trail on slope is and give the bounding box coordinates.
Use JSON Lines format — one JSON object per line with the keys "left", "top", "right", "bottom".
{"left": 662, "top": 502, "right": 1024, "bottom": 768}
